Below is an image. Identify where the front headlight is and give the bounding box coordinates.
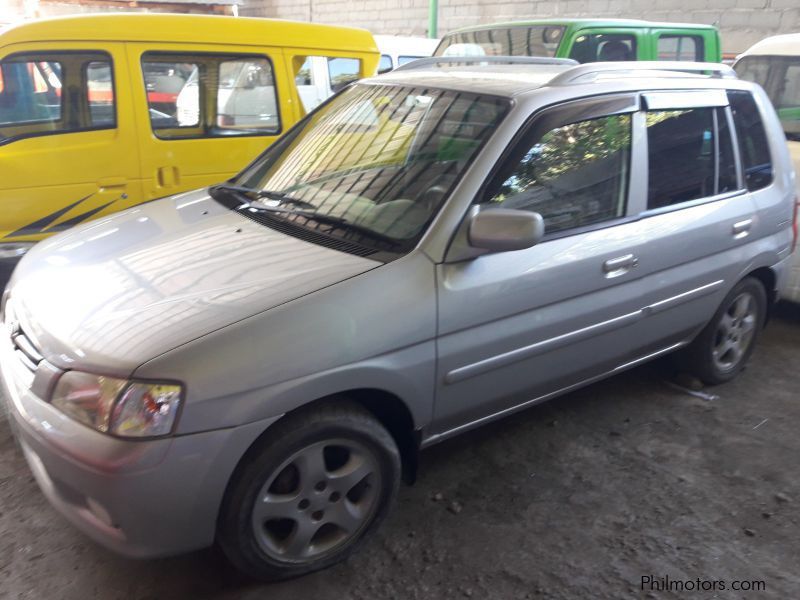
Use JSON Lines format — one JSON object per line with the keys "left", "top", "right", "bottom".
{"left": 51, "top": 371, "right": 183, "bottom": 438}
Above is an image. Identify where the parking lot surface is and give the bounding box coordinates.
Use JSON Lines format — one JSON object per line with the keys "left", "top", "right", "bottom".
{"left": 1, "top": 306, "right": 799, "bottom": 599}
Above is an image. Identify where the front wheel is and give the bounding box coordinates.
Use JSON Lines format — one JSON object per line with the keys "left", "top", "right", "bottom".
{"left": 682, "top": 277, "right": 767, "bottom": 385}
{"left": 217, "top": 402, "right": 401, "bottom": 581}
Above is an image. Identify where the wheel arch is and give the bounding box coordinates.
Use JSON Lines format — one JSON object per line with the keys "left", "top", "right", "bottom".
{"left": 220, "top": 387, "right": 421, "bottom": 515}
{"left": 745, "top": 265, "right": 777, "bottom": 324}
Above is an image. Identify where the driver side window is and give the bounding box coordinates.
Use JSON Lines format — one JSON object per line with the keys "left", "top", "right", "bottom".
{"left": 483, "top": 112, "right": 632, "bottom": 235}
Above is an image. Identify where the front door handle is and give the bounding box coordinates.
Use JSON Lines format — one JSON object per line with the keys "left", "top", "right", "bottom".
{"left": 603, "top": 254, "right": 639, "bottom": 278}
{"left": 97, "top": 176, "right": 127, "bottom": 189}
{"left": 732, "top": 218, "right": 753, "bottom": 239}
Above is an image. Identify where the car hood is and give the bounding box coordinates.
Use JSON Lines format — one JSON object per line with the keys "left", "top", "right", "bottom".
{"left": 7, "top": 189, "right": 380, "bottom": 375}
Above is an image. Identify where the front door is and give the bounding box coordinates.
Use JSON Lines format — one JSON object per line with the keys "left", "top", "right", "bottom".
{"left": 433, "top": 95, "right": 650, "bottom": 436}
{"left": 0, "top": 42, "right": 141, "bottom": 252}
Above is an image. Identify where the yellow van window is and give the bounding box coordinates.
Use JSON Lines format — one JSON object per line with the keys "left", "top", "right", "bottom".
{"left": 0, "top": 52, "right": 114, "bottom": 146}
{"left": 141, "top": 53, "right": 280, "bottom": 139}
{"left": 328, "top": 57, "right": 360, "bottom": 93}
{"left": 292, "top": 55, "right": 363, "bottom": 114}
{"left": 217, "top": 57, "right": 279, "bottom": 132}
{"left": 86, "top": 61, "right": 114, "bottom": 127}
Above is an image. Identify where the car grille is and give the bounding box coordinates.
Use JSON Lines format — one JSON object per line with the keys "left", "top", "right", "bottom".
{"left": 4, "top": 298, "right": 43, "bottom": 378}
{"left": 11, "top": 326, "right": 43, "bottom": 373}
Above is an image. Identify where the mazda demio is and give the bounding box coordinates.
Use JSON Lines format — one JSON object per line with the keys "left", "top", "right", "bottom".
{"left": 0, "top": 58, "right": 796, "bottom": 580}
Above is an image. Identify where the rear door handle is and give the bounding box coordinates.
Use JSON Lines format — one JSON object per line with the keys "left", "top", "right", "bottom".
{"left": 732, "top": 218, "right": 752, "bottom": 238}
{"left": 603, "top": 254, "right": 639, "bottom": 278}
{"left": 157, "top": 166, "right": 180, "bottom": 188}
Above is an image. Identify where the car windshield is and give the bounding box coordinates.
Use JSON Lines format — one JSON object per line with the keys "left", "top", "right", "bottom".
{"left": 220, "top": 83, "right": 509, "bottom": 250}
{"left": 434, "top": 25, "right": 565, "bottom": 58}
{"left": 735, "top": 55, "right": 800, "bottom": 140}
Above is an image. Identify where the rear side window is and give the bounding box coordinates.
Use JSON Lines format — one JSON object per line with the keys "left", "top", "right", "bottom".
{"left": 0, "top": 51, "right": 114, "bottom": 146}
{"left": 735, "top": 55, "right": 800, "bottom": 142}
{"left": 378, "top": 55, "right": 393, "bottom": 74}
{"left": 142, "top": 53, "right": 280, "bottom": 139}
{"left": 657, "top": 35, "right": 704, "bottom": 61}
{"left": 484, "top": 113, "right": 632, "bottom": 234}
{"left": 646, "top": 107, "right": 739, "bottom": 209}
{"left": 327, "top": 57, "right": 361, "bottom": 93}
{"left": 728, "top": 90, "right": 773, "bottom": 191}
{"left": 435, "top": 25, "right": 565, "bottom": 58}
{"left": 398, "top": 56, "right": 423, "bottom": 66}
{"left": 569, "top": 34, "right": 636, "bottom": 63}
{"left": 292, "top": 55, "right": 363, "bottom": 113}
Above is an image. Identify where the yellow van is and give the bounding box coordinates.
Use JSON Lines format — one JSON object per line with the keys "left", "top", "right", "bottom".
{"left": 0, "top": 14, "right": 379, "bottom": 259}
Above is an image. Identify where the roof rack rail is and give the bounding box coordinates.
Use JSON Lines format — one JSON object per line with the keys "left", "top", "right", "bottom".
{"left": 548, "top": 61, "right": 737, "bottom": 85}
{"left": 393, "top": 56, "right": 578, "bottom": 72}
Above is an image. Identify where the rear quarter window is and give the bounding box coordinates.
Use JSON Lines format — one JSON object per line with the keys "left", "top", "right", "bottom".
{"left": 727, "top": 90, "right": 773, "bottom": 191}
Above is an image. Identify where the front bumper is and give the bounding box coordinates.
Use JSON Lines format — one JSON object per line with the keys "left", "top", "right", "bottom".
{"left": 0, "top": 324, "right": 280, "bottom": 558}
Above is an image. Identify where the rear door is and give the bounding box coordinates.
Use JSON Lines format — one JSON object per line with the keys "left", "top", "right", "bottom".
{"left": 0, "top": 42, "right": 141, "bottom": 248}
{"left": 626, "top": 90, "right": 759, "bottom": 350}
{"left": 126, "top": 43, "right": 291, "bottom": 201}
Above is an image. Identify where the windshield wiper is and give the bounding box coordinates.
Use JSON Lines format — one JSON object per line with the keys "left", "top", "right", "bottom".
{"left": 254, "top": 190, "right": 316, "bottom": 210}
{"left": 214, "top": 183, "right": 316, "bottom": 209}
{"left": 245, "top": 204, "right": 400, "bottom": 246}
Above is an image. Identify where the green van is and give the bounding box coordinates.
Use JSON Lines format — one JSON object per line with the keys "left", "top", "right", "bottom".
{"left": 434, "top": 19, "right": 721, "bottom": 63}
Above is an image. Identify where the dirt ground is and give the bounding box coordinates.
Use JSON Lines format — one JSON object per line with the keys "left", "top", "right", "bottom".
{"left": 1, "top": 306, "right": 798, "bottom": 600}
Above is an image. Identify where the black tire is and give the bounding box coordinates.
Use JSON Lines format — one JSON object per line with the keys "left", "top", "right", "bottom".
{"left": 681, "top": 276, "right": 767, "bottom": 385}
{"left": 217, "top": 401, "right": 400, "bottom": 581}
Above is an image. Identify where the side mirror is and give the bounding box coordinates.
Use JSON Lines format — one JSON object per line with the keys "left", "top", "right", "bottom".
{"left": 468, "top": 208, "right": 544, "bottom": 252}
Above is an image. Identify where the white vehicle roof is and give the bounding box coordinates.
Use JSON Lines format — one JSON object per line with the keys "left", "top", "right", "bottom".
{"left": 739, "top": 33, "right": 800, "bottom": 57}
{"left": 374, "top": 35, "right": 439, "bottom": 57}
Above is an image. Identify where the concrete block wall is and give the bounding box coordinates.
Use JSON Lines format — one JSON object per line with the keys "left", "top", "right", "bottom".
{"left": 240, "top": 0, "right": 800, "bottom": 54}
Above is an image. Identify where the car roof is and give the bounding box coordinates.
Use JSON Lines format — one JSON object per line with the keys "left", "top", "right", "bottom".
{"left": 738, "top": 33, "right": 800, "bottom": 57}
{"left": 444, "top": 18, "right": 718, "bottom": 35}
{"left": 366, "top": 61, "right": 749, "bottom": 99}
{"left": 371, "top": 63, "right": 571, "bottom": 96}
{"left": 0, "top": 13, "right": 378, "bottom": 53}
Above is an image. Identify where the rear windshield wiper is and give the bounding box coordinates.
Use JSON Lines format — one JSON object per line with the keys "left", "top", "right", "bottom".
{"left": 213, "top": 183, "right": 316, "bottom": 209}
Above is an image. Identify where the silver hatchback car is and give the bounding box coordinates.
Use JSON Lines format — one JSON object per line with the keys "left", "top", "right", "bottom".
{"left": 1, "top": 59, "right": 796, "bottom": 580}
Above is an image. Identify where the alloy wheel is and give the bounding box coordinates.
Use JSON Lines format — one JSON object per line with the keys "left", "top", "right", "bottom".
{"left": 250, "top": 438, "right": 381, "bottom": 563}
{"left": 712, "top": 291, "right": 757, "bottom": 373}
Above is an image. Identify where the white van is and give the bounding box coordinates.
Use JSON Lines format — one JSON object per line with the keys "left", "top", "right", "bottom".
{"left": 375, "top": 35, "right": 439, "bottom": 73}
{"left": 735, "top": 34, "right": 800, "bottom": 302}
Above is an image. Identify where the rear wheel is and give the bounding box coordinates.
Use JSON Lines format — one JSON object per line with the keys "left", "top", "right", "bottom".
{"left": 682, "top": 277, "right": 767, "bottom": 385}
{"left": 217, "top": 402, "right": 400, "bottom": 581}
